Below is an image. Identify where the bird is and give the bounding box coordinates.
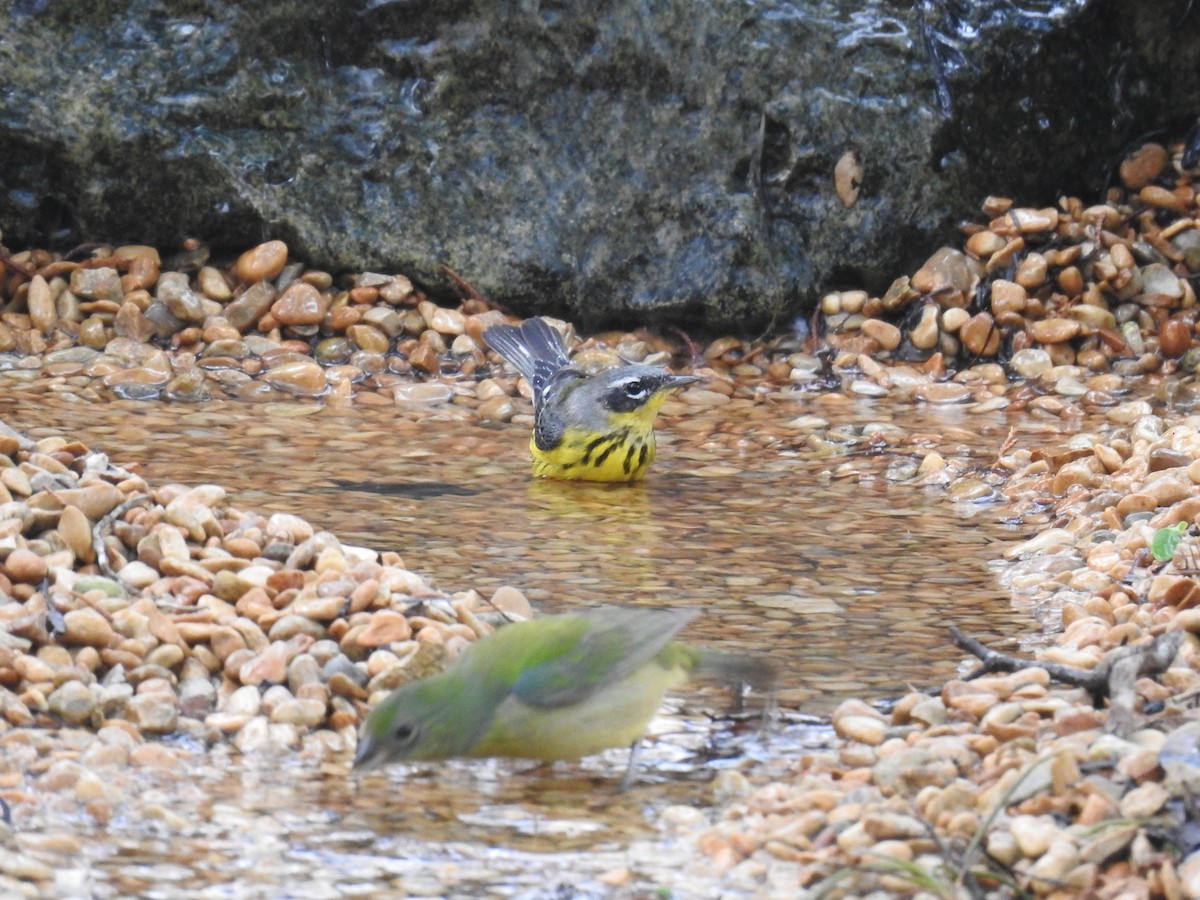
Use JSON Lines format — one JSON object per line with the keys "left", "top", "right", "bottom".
{"left": 353, "top": 606, "right": 776, "bottom": 789}
{"left": 481, "top": 317, "right": 698, "bottom": 482}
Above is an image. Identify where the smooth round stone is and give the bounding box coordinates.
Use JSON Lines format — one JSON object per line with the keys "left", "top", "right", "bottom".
{"left": 860, "top": 318, "right": 900, "bottom": 351}
{"left": 28, "top": 275, "right": 57, "bottom": 333}
{"left": 960, "top": 312, "right": 1000, "bottom": 356}
{"left": 1029, "top": 318, "right": 1081, "bottom": 343}
{"left": 5, "top": 547, "right": 47, "bottom": 583}
{"left": 269, "top": 697, "right": 327, "bottom": 727}
{"left": 909, "top": 304, "right": 940, "bottom": 350}
{"left": 1119, "top": 142, "right": 1168, "bottom": 189}
{"left": 393, "top": 382, "right": 453, "bottom": 406}
{"left": 347, "top": 324, "right": 390, "bottom": 353}
{"left": 1009, "top": 348, "right": 1052, "bottom": 379}
{"left": 164, "top": 371, "right": 212, "bottom": 402}
{"left": 235, "top": 240, "right": 289, "bottom": 284}
{"left": 79, "top": 317, "right": 109, "bottom": 349}
{"left": 197, "top": 265, "right": 233, "bottom": 301}
{"left": 1009, "top": 814, "right": 1063, "bottom": 858}
{"left": 269, "top": 614, "right": 329, "bottom": 641}
{"left": 58, "top": 505, "right": 94, "bottom": 563}
{"left": 70, "top": 266, "right": 122, "bottom": 302}
{"left": 47, "top": 680, "right": 98, "bottom": 725}
{"left": 427, "top": 306, "right": 466, "bottom": 336}
{"left": 272, "top": 282, "right": 329, "bottom": 326}
{"left": 264, "top": 359, "right": 327, "bottom": 397}
{"left": 1142, "top": 262, "right": 1183, "bottom": 298}
{"left": 314, "top": 337, "right": 355, "bottom": 365}
{"left": 127, "top": 693, "right": 179, "bottom": 733}
{"left": 226, "top": 684, "right": 263, "bottom": 717}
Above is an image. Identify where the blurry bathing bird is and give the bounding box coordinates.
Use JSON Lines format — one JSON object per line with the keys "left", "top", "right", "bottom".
{"left": 482, "top": 318, "right": 698, "bottom": 481}
{"left": 353, "top": 606, "right": 776, "bottom": 789}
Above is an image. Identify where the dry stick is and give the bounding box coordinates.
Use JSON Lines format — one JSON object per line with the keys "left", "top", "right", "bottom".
{"left": 950, "top": 626, "right": 1185, "bottom": 739}
{"left": 93, "top": 495, "right": 152, "bottom": 578}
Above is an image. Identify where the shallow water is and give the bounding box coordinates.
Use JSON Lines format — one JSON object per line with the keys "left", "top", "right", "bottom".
{"left": 1, "top": 386, "right": 1068, "bottom": 897}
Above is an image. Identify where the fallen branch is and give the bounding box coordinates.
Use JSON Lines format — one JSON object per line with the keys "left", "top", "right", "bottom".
{"left": 93, "top": 495, "right": 152, "bottom": 578}
{"left": 950, "top": 626, "right": 1185, "bottom": 739}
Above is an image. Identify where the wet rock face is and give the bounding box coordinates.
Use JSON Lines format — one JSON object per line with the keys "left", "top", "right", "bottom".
{"left": 3, "top": 0, "right": 1199, "bottom": 331}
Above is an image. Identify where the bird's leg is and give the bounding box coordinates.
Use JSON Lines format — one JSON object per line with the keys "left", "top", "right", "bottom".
{"left": 618, "top": 739, "right": 643, "bottom": 792}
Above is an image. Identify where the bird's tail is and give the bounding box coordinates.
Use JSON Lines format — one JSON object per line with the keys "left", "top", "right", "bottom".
{"left": 482, "top": 318, "right": 573, "bottom": 389}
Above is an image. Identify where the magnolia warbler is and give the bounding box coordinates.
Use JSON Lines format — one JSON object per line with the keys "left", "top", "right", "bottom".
{"left": 482, "top": 318, "right": 698, "bottom": 482}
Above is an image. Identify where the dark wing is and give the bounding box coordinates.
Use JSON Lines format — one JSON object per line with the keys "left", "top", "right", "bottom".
{"left": 482, "top": 319, "right": 573, "bottom": 396}
{"left": 512, "top": 607, "right": 697, "bottom": 708}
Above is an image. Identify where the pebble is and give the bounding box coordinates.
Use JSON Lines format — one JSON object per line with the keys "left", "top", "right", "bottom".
{"left": 235, "top": 241, "right": 289, "bottom": 284}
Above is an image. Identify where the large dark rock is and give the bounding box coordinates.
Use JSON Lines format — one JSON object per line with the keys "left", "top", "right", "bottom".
{"left": 2, "top": 0, "right": 1199, "bottom": 332}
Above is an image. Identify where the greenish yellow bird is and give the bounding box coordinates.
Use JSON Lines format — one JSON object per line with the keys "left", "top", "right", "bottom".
{"left": 353, "top": 607, "right": 775, "bottom": 787}
{"left": 482, "top": 318, "right": 698, "bottom": 482}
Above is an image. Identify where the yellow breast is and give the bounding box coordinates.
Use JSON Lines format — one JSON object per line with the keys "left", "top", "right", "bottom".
{"left": 530, "top": 422, "right": 657, "bottom": 482}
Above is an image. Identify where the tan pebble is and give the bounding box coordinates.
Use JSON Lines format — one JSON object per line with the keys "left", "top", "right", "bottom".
{"left": 62, "top": 609, "right": 116, "bottom": 647}
{"left": 960, "top": 312, "right": 1001, "bottom": 356}
{"left": 1029, "top": 836, "right": 1080, "bottom": 889}
{"left": 264, "top": 359, "right": 327, "bottom": 397}
{"left": 477, "top": 395, "right": 515, "bottom": 422}
{"left": 46, "top": 680, "right": 98, "bottom": 725}
{"left": 915, "top": 382, "right": 971, "bottom": 404}
{"left": 347, "top": 579, "right": 380, "bottom": 614}
{"left": 1015, "top": 252, "right": 1048, "bottom": 288}
{"left": 1140, "top": 184, "right": 1187, "bottom": 212}
{"left": 1009, "top": 814, "right": 1062, "bottom": 858}
{"left": 354, "top": 611, "right": 413, "bottom": 648}
{"left": 1174, "top": 609, "right": 1200, "bottom": 632}
{"left": 235, "top": 240, "right": 289, "bottom": 284}
{"left": 4, "top": 548, "right": 47, "bottom": 583}
{"left": 197, "top": 266, "right": 232, "bottom": 301}
{"left": 1030, "top": 318, "right": 1082, "bottom": 344}
{"left": 911, "top": 247, "right": 980, "bottom": 304}
{"left": 834, "top": 149, "right": 862, "bottom": 207}
{"left": 1119, "top": 781, "right": 1168, "bottom": 818}
{"left": 347, "top": 323, "right": 389, "bottom": 353}
{"left": 489, "top": 585, "right": 533, "bottom": 618}
{"left": 835, "top": 714, "right": 886, "bottom": 744}
{"left": 1076, "top": 790, "right": 1118, "bottom": 826}
{"left": 966, "top": 230, "right": 1007, "bottom": 259}
{"left": 288, "top": 595, "right": 346, "bottom": 621}
{"left": 1009, "top": 207, "right": 1059, "bottom": 233}
{"left": 1120, "top": 143, "right": 1169, "bottom": 190}
{"left": 940, "top": 306, "right": 970, "bottom": 333}
{"left": 860, "top": 319, "right": 900, "bottom": 351}
{"left": 428, "top": 307, "right": 466, "bottom": 336}
{"left": 27, "top": 275, "right": 57, "bottom": 334}
{"left": 127, "top": 693, "right": 179, "bottom": 733}
{"left": 239, "top": 642, "right": 298, "bottom": 686}
{"left": 57, "top": 505, "right": 95, "bottom": 563}
{"left": 271, "top": 282, "right": 329, "bottom": 327}
{"left": 909, "top": 303, "right": 940, "bottom": 350}
{"left": 0, "top": 847, "right": 54, "bottom": 881}
{"left": 393, "top": 382, "right": 453, "bottom": 406}
{"left": 269, "top": 697, "right": 327, "bottom": 727}
{"left": 52, "top": 482, "right": 124, "bottom": 521}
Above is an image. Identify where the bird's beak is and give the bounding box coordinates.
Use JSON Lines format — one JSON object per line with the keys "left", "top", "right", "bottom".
{"left": 352, "top": 733, "right": 379, "bottom": 770}
{"left": 666, "top": 374, "right": 700, "bottom": 391}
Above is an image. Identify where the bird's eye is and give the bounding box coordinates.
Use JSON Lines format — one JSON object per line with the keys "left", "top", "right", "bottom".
{"left": 622, "top": 379, "right": 647, "bottom": 399}
{"left": 392, "top": 722, "right": 419, "bottom": 746}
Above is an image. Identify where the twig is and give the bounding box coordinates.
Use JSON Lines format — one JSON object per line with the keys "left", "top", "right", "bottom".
{"left": 950, "top": 626, "right": 1185, "bottom": 739}
{"left": 93, "top": 495, "right": 152, "bottom": 578}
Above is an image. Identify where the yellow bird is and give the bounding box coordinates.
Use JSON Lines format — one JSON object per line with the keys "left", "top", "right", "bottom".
{"left": 353, "top": 606, "right": 776, "bottom": 788}
{"left": 482, "top": 318, "right": 698, "bottom": 482}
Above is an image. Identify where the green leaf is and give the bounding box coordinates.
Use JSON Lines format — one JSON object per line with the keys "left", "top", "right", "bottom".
{"left": 1151, "top": 522, "right": 1189, "bottom": 562}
